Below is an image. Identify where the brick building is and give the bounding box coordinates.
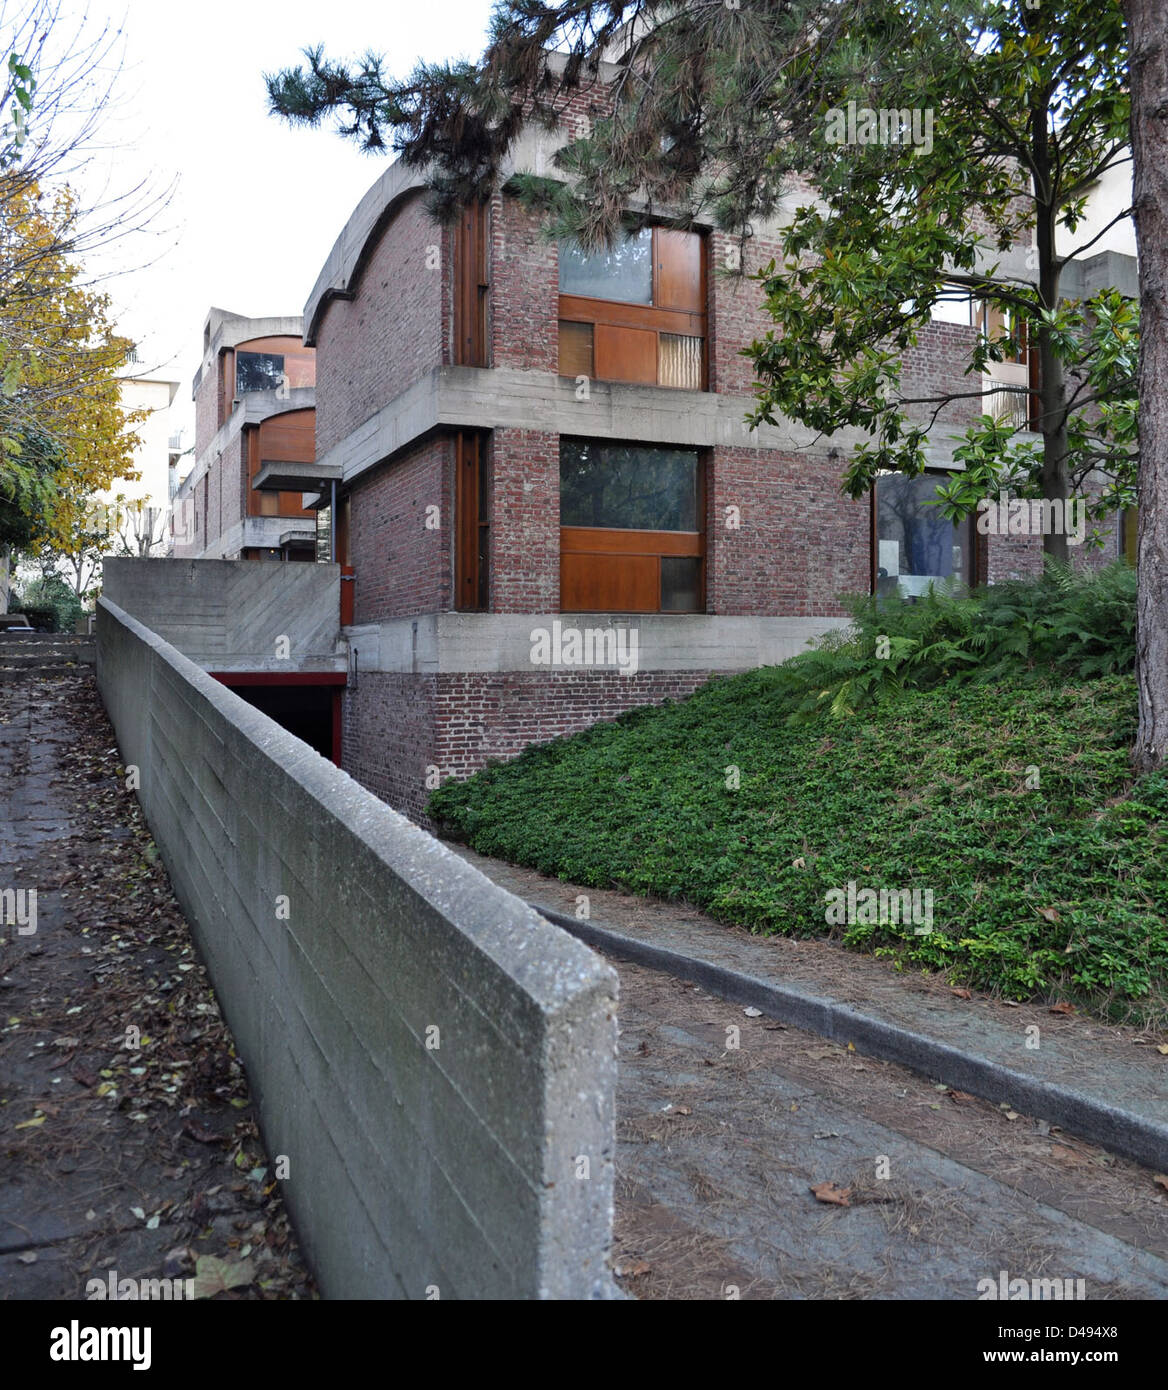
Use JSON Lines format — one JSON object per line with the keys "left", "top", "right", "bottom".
{"left": 174, "top": 308, "right": 324, "bottom": 562}
{"left": 169, "top": 66, "right": 1136, "bottom": 825}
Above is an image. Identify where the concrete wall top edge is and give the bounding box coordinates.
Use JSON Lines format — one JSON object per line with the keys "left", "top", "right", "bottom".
{"left": 97, "top": 596, "right": 616, "bottom": 1015}
{"left": 304, "top": 166, "right": 432, "bottom": 344}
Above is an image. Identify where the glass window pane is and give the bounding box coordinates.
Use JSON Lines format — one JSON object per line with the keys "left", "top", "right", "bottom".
{"left": 876, "top": 472, "right": 971, "bottom": 598}
{"left": 236, "top": 351, "right": 285, "bottom": 393}
{"left": 558, "top": 229, "right": 653, "bottom": 304}
{"left": 661, "top": 556, "right": 702, "bottom": 611}
{"left": 561, "top": 441, "right": 698, "bottom": 531}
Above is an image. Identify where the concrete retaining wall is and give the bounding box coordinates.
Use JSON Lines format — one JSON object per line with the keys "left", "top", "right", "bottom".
{"left": 95, "top": 596, "right": 619, "bottom": 1299}
{"left": 102, "top": 558, "right": 344, "bottom": 672}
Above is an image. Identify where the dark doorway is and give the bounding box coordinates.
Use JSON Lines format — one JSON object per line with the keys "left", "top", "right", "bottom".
{"left": 211, "top": 674, "right": 344, "bottom": 764}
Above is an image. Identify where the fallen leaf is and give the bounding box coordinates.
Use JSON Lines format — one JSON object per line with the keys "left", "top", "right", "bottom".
{"left": 614, "top": 1259, "right": 651, "bottom": 1278}
{"left": 1154, "top": 1175, "right": 1168, "bottom": 1193}
{"left": 182, "top": 1119, "right": 221, "bottom": 1144}
{"left": 1048, "top": 1002, "right": 1075, "bottom": 1016}
{"left": 1157, "top": 1045, "right": 1168, "bottom": 1056}
{"left": 810, "top": 1181, "right": 851, "bottom": 1207}
{"left": 1035, "top": 906, "right": 1061, "bottom": 923}
{"left": 947, "top": 1089, "right": 975, "bottom": 1104}
{"left": 1004, "top": 1110, "right": 1020, "bottom": 1121}
{"left": 743, "top": 1007, "right": 762, "bottom": 1018}
{"left": 17, "top": 1251, "right": 36, "bottom": 1264}
{"left": 14, "top": 1115, "right": 45, "bottom": 1130}
{"left": 1000, "top": 1000, "right": 1021, "bottom": 1008}
{"left": 950, "top": 987, "right": 972, "bottom": 1000}
{"left": 191, "top": 1254, "right": 256, "bottom": 1299}
{"left": 130, "top": 1207, "right": 145, "bottom": 1221}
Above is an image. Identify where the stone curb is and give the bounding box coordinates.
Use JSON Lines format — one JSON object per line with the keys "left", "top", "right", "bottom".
{"left": 533, "top": 902, "right": 1168, "bottom": 1174}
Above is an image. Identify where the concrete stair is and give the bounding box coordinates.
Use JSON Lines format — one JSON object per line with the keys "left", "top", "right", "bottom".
{"left": 0, "top": 632, "right": 95, "bottom": 679}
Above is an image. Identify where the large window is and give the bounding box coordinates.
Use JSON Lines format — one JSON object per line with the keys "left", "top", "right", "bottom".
{"left": 559, "top": 229, "right": 653, "bottom": 304}
{"left": 560, "top": 440, "right": 704, "bottom": 613}
{"left": 558, "top": 227, "right": 706, "bottom": 390}
{"left": 874, "top": 472, "right": 974, "bottom": 598}
{"left": 236, "top": 351, "right": 285, "bottom": 394}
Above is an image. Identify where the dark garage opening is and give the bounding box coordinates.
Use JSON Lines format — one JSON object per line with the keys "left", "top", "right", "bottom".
{"left": 211, "top": 675, "right": 343, "bottom": 764}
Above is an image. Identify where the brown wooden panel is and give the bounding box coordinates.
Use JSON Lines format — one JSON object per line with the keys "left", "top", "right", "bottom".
{"left": 454, "top": 201, "right": 489, "bottom": 366}
{"left": 455, "top": 431, "right": 489, "bottom": 610}
{"left": 561, "top": 527, "right": 703, "bottom": 556}
{"left": 595, "top": 324, "right": 658, "bottom": 385}
{"left": 249, "top": 408, "right": 315, "bottom": 519}
{"left": 559, "top": 293, "right": 703, "bottom": 337}
{"left": 257, "top": 407, "right": 315, "bottom": 465}
{"left": 558, "top": 321, "right": 594, "bottom": 377}
{"left": 561, "top": 551, "right": 659, "bottom": 612}
{"left": 654, "top": 229, "right": 704, "bottom": 312}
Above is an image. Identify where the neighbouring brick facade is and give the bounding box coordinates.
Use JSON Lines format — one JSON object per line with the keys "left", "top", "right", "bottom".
{"left": 488, "top": 428, "right": 561, "bottom": 612}
{"left": 348, "top": 437, "right": 453, "bottom": 622}
{"left": 706, "top": 445, "right": 870, "bottom": 616}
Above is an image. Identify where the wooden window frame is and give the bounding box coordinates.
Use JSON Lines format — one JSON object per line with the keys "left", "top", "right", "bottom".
{"left": 559, "top": 442, "right": 706, "bottom": 613}
{"left": 557, "top": 227, "right": 708, "bottom": 390}
{"left": 454, "top": 200, "right": 489, "bottom": 367}
{"left": 455, "top": 431, "right": 490, "bottom": 611}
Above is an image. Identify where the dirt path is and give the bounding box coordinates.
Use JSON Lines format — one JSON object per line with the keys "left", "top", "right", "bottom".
{"left": 0, "top": 669, "right": 313, "bottom": 1300}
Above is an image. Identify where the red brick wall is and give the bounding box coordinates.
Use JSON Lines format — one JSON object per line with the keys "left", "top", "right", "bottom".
{"left": 489, "top": 192, "right": 558, "bottom": 373}
{"left": 488, "top": 428, "right": 560, "bottom": 612}
{"left": 342, "top": 666, "right": 717, "bottom": 825}
{"left": 707, "top": 228, "right": 787, "bottom": 396}
{"left": 904, "top": 322, "right": 982, "bottom": 427}
{"left": 347, "top": 436, "right": 452, "bottom": 622}
{"left": 194, "top": 364, "right": 219, "bottom": 459}
{"left": 707, "top": 445, "right": 870, "bottom": 616}
{"left": 314, "top": 192, "right": 449, "bottom": 461}
{"left": 341, "top": 672, "right": 438, "bottom": 822}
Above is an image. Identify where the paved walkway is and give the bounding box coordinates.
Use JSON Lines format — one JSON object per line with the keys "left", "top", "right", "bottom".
{"left": 0, "top": 661, "right": 311, "bottom": 1300}
{"left": 451, "top": 843, "right": 1168, "bottom": 1298}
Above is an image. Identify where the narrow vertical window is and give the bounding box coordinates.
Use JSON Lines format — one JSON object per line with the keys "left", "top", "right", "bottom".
{"left": 455, "top": 431, "right": 489, "bottom": 610}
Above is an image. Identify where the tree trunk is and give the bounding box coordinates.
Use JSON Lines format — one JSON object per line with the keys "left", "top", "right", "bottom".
{"left": 0, "top": 544, "right": 9, "bottom": 614}
{"left": 1033, "top": 109, "right": 1070, "bottom": 565}
{"left": 1129, "top": 0, "right": 1168, "bottom": 772}
{"left": 1128, "top": 0, "right": 1168, "bottom": 774}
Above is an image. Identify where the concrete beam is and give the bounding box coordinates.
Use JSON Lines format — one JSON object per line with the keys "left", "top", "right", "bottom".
{"left": 344, "top": 611, "right": 851, "bottom": 676}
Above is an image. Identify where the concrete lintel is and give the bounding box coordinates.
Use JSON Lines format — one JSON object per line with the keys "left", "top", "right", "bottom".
{"left": 346, "top": 611, "right": 851, "bottom": 676}
{"left": 254, "top": 459, "right": 341, "bottom": 493}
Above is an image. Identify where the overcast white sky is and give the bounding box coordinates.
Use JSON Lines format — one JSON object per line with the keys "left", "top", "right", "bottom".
{"left": 53, "top": 0, "right": 496, "bottom": 444}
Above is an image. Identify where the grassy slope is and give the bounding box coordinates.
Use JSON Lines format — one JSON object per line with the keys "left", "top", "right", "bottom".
{"left": 430, "top": 671, "right": 1168, "bottom": 1021}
